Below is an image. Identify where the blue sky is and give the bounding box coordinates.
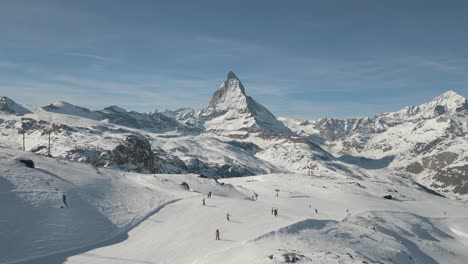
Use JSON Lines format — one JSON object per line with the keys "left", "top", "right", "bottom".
{"left": 0, "top": 0, "right": 467, "bottom": 119}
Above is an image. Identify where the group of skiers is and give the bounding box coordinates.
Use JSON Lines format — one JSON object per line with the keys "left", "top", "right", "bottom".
{"left": 204, "top": 191, "right": 227, "bottom": 240}
{"left": 271, "top": 207, "right": 278, "bottom": 217}
{"left": 210, "top": 189, "right": 333, "bottom": 240}
{"left": 202, "top": 191, "right": 213, "bottom": 206}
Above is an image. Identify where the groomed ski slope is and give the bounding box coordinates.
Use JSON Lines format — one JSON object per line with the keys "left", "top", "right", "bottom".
{"left": 2, "top": 148, "right": 468, "bottom": 264}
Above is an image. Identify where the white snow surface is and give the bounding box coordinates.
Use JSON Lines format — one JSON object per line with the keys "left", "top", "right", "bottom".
{"left": 2, "top": 148, "right": 468, "bottom": 264}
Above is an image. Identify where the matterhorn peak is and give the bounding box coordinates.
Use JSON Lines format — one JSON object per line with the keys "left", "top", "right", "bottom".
{"left": 227, "top": 71, "right": 240, "bottom": 80}
{"left": 200, "top": 71, "right": 293, "bottom": 136}
{"left": 204, "top": 71, "right": 248, "bottom": 114}
{"left": 223, "top": 70, "right": 246, "bottom": 95}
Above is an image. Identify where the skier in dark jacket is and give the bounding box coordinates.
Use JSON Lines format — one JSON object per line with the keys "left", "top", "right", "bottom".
{"left": 215, "top": 229, "right": 220, "bottom": 240}
{"left": 226, "top": 213, "right": 230, "bottom": 221}
{"left": 62, "top": 194, "right": 68, "bottom": 208}
{"left": 202, "top": 198, "right": 206, "bottom": 206}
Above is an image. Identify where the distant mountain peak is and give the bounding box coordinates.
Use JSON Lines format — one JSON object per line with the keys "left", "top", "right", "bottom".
{"left": 201, "top": 72, "right": 293, "bottom": 135}
{"left": 424, "top": 90, "right": 466, "bottom": 111}
{"left": 227, "top": 71, "right": 239, "bottom": 81}
{"left": 439, "top": 90, "right": 461, "bottom": 97}
{"left": 0, "top": 96, "right": 32, "bottom": 116}
{"left": 102, "top": 105, "right": 127, "bottom": 113}
{"left": 205, "top": 71, "right": 247, "bottom": 114}
{"left": 431, "top": 90, "right": 465, "bottom": 104}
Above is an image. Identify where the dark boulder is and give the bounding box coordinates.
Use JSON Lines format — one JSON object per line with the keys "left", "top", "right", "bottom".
{"left": 383, "top": 195, "right": 393, "bottom": 200}
{"left": 180, "top": 182, "right": 190, "bottom": 190}
{"left": 19, "top": 159, "right": 35, "bottom": 168}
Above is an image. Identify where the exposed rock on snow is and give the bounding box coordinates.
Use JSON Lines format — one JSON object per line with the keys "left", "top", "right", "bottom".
{"left": 111, "top": 134, "right": 162, "bottom": 173}
{"left": 18, "top": 159, "right": 35, "bottom": 168}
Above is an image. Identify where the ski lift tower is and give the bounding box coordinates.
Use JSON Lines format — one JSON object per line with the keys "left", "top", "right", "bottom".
{"left": 18, "top": 128, "right": 26, "bottom": 151}
{"left": 18, "top": 119, "right": 31, "bottom": 151}
{"left": 45, "top": 124, "right": 57, "bottom": 157}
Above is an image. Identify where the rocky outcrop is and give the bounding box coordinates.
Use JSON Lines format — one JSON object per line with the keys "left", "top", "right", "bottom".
{"left": 111, "top": 135, "right": 161, "bottom": 173}
{"left": 432, "top": 164, "right": 468, "bottom": 196}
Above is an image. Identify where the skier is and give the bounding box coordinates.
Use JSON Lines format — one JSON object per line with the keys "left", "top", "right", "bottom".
{"left": 208, "top": 192, "right": 212, "bottom": 198}
{"left": 226, "top": 213, "right": 230, "bottom": 221}
{"left": 62, "top": 194, "right": 68, "bottom": 208}
{"left": 215, "top": 229, "right": 220, "bottom": 240}
{"left": 202, "top": 198, "right": 206, "bottom": 206}
{"left": 274, "top": 209, "right": 278, "bottom": 217}
{"left": 315, "top": 208, "right": 318, "bottom": 214}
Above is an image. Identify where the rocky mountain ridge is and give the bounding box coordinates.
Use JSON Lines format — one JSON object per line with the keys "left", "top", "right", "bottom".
{"left": 281, "top": 90, "right": 468, "bottom": 199}
{"left": 0, "top": 73, "right": 466, "bottom": 200}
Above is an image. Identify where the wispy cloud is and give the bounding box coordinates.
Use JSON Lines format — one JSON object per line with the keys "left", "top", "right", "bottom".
{"left": 64, "top": 52, "right": 117, "bottom": 63}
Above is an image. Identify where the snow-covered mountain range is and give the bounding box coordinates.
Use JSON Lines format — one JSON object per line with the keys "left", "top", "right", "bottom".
{"left": 280, "top": 90, "right": 468, "bottom": 200}
{"left": 1, "top": 71, "right": 468, "bottom": 264}
{"left": 0, "top": 72, "right": 467, "bottom": 201}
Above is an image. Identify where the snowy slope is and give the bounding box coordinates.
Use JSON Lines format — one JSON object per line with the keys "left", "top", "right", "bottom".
{"left": 0, "top": 147, "right": 247, "bottom": 264}
{"left": 3, "top": 156, "right": 467, "bottom": 264}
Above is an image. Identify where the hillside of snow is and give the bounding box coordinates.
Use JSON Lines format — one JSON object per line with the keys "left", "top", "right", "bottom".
{"left": 2, "top": 147, "right": 468, "bottom": 264}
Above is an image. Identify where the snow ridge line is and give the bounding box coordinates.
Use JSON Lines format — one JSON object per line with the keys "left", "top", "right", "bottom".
{"left": 9, "top": 198, "right": 183, "bottom": 264}
{"left": 250, "top": 218, "right": 338, "bottom": 242}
